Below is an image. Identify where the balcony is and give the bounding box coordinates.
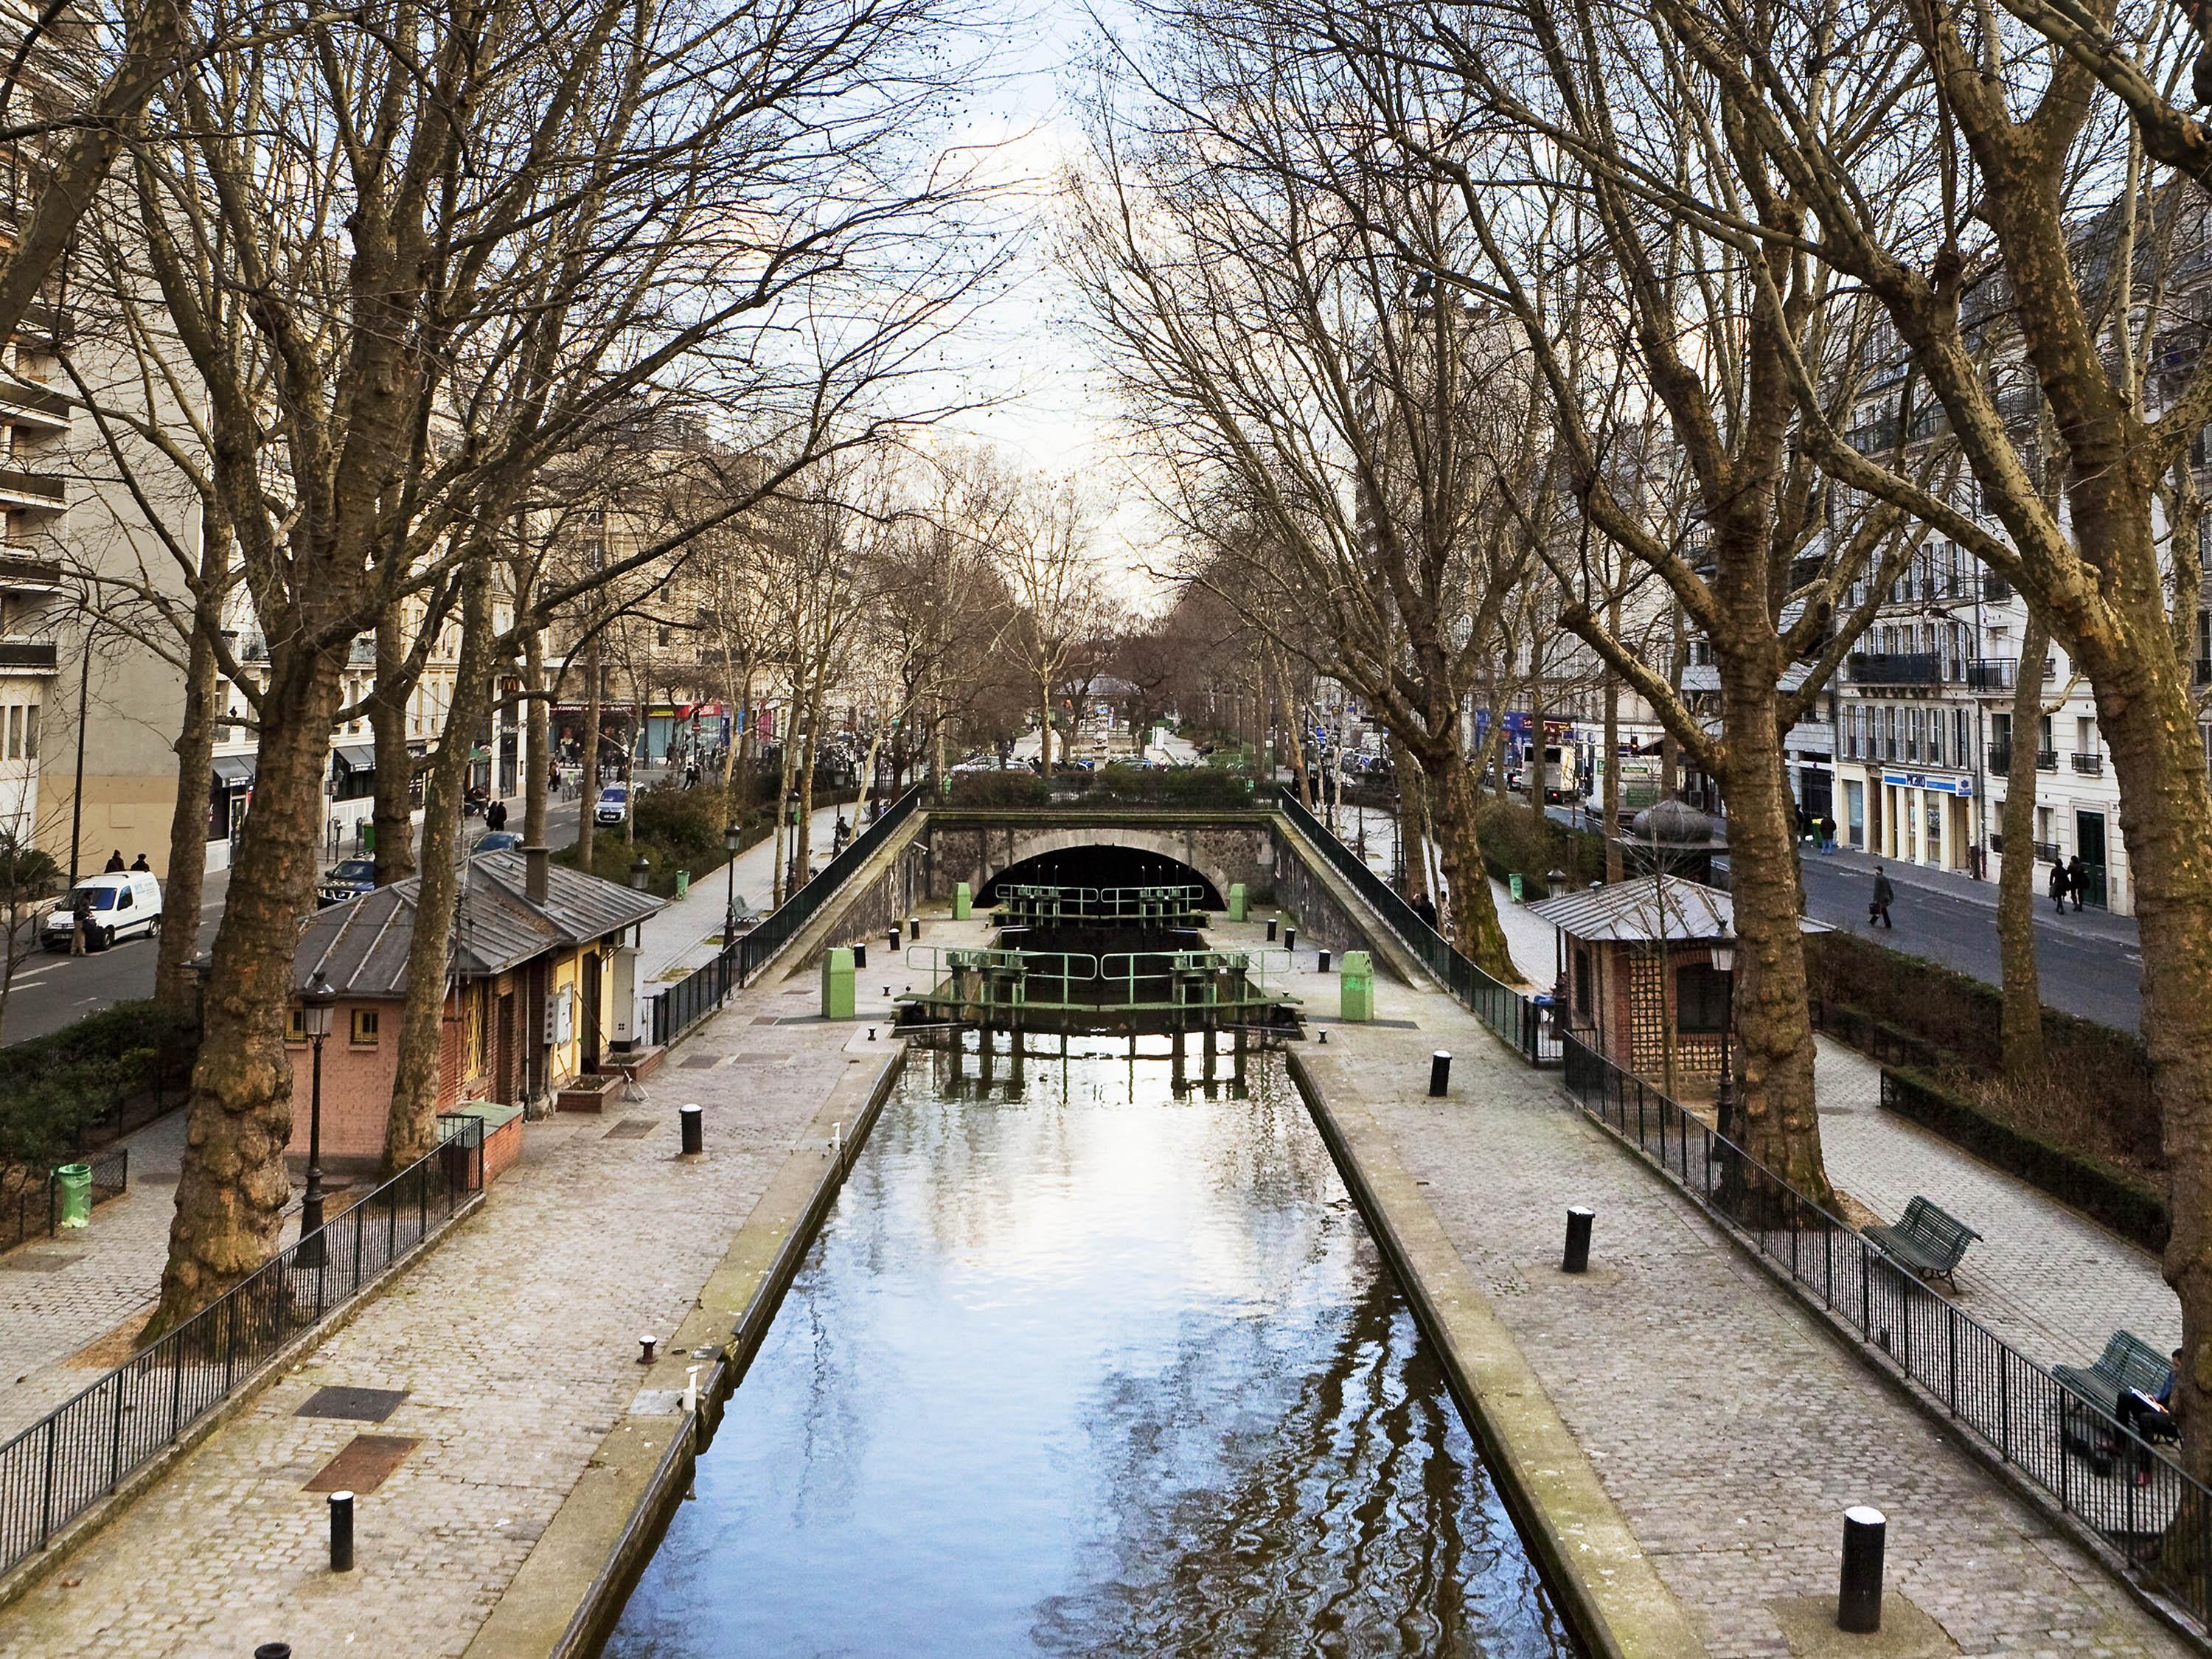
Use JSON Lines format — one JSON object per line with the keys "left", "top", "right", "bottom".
{"left": 1989, "top": 742, "right": 2011, "bottom": 772}
{"left": 0, "top": 380, "right": 69, "bottom": 434}
{"left": 0, "top": 636, "right": 57, "bottom": 671}
{"left": 2073, "top": 751, "right": 2104, "bottom": 776}
{"left": 1982, "top": 573, "right": 2014, "bottom": 602}
{"left": 1848, "top": 651, "right": 1941, "bottom": 686}
{"left": 0, "top": 552, "right": 60, "bottom": 591}
{"left": 1966, "top": 657, "right": 2017, "bottom": 692}
{"left": 2037, "top": 748, "right": 2059, "bottom": 770}
{"left": 0, "top": 468, "right": 65, "bottom": 515}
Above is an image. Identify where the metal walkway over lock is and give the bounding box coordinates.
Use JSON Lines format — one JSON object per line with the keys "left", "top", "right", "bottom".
{"left": 897, "top": 945, "right": 1299, "bottom": 1034}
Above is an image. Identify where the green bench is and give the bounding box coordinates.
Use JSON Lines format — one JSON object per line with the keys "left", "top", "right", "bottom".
{"left": 1865, "top": 1195, "right": 1980, "bottom": 1287}
{"left": 2053, "top": 1329, "right": 2171, "bottom": 1422}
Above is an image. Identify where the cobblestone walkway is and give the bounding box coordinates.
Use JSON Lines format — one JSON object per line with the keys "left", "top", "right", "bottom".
{"left": 1315, "top": 973, "right": 2188, "bottom": 1659}
{"left": 0, "top": 937, "right": 931, "bottom": 1658}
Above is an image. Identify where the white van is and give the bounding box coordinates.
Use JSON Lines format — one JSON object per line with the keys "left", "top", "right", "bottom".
{"left": 41, "top": 872, "right": 163, "bottom": 952}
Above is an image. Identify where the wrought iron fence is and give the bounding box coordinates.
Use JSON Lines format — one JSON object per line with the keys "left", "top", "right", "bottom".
{"left": 0, "top": 1115, "right": 483, "bottom": 1579}
{"left": 0, "top": 1149, "right": 130, "bottom": 1258}
{"left": 1276, "top": 793, "right": 1559, "bottom": 1065}
{"left": 1560, "top": 1033, "right": 2212, "bottom": 1626}
{"left": 649, "top": 787, "right": 923, "bottom": 1048}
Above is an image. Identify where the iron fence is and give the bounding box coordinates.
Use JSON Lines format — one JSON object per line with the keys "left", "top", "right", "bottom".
{"left": 1560, "top": 1033, "right": 2212, "bottom": 1626}
{"left": 649, "top": 787, "right": 923, "bottom": 1048}
{"left": 0, "top": 1115, "right": 483, "bottom": 1579}
{"left": 0, "top": 1149, "right": 130, "bottom": 1258}
{"left": 1276, "top": 793, "right": 1559, "bottom": 1065}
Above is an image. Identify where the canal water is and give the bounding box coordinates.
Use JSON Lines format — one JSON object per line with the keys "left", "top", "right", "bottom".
{"left": 608, "top": 1035, "right": 1573, "bottom": 1658}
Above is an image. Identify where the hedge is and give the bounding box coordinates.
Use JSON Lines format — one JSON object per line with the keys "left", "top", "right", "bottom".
{"left": 1474, "top": 796, "right": 1607, "bottom": 889}
{"left": 1880, "top": 1065, "right": 2169, "bottom": 1253}
{"left": 0, "top": 999, "right": 198, "bottom": 1169}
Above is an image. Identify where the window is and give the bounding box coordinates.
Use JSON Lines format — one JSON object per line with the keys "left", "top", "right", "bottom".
{"left": 2077, "top": 715, "right": 2098, "bottom": 758}
{"left": 350, "top": 1007, "right": 379, "bottom": 1046}
{"left": 1573, "top": 946, "right": 1593, "bottom": 1018}
{"left": 1675, "top": 962, "right": 1731, "bottom": 1034}
{"left": 24, "top": 703, "right": 38, "bottom": 760}
{"left": 4, "top": 706, "right": 18, "bottom": 760}
{"left": 286, "top": 1006, "right": 307, "bottom": 1043}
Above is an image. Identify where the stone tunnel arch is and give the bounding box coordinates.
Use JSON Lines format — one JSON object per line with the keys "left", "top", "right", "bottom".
{"left": 928, "top": 822, "right": 1274, "bottom": 913}
{"left": 980, "top": 845, "right": 1227, "bottom": 910}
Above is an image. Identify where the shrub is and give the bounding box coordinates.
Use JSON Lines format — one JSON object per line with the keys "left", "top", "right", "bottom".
{"left": 0, "top": 999, "right": 198, "bottom": 1166}
{"left": 947, "top": 771, "right": 1051, "bottom": 807}
{"left": 1473, "top": 796, "right": 1606, "bottom": 887}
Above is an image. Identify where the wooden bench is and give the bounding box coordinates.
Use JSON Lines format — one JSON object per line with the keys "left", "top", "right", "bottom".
{"left": 2053, "top": 1329, "right": 2171, "bottom": 1422}
{"left": 1864, "top": 1195, "right": 1980, "bottom": 1286}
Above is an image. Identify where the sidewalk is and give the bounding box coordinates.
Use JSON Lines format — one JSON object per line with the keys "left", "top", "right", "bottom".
{"left": 1801, "top": 840, "right": 2141, "bottom": 942}
{"left": 634, "top": 803, "right": 847, "bottom": 985}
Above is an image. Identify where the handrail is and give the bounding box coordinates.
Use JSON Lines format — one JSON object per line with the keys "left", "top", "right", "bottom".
{"left": 0, "top": 1116, "right": 484, "bottom": 1580}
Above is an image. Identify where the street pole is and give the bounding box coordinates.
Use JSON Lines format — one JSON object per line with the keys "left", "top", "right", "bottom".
{"left": 299, "top": 970, "right": 336, "bottom": 1265}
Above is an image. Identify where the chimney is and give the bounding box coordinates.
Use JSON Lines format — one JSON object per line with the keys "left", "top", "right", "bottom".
{"left": 523, "top": 844, "right": 550, "bottom": 905}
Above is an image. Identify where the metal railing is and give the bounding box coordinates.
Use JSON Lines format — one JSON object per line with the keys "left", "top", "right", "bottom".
{"left": 648, "top": 787, "right": 922, "bottom": 1047}
{"left": 1561, "top": 1034, "right": 2212, "bottom": 1626}
{"left": 1847, "top": 651, "right": 1942, "bottom": 686}
{"left": 0, "top": 1116, "right": 482, "bottom": 1579}
{"left": 1276, "top": 793, "right": 1559, "bottom": 1065}
{"left": 2073, "top": 752, "right": 2106, "bottom": 776}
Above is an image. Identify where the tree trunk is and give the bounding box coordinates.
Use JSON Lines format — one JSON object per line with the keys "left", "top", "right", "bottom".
{"left": 1714, "top": 651, "right": 1832, "bottom": 1208}
{"left": 1661, "top": 605, "right": 1684, "bottom": 799}
{"left": 369, "top": 608, "right": 417, "bottom": 885}
{"left": 384, "top": 559, "right": 496, "bottom": 1172}
{"left": 150, "top": 644, "right": 346, "bottom": 1334}
{"left": 1528, "top": 627, "right": 1549, "bottom": 832}
{"left": 772, "top": 689, "right": 801, "bottom": 906}
{"left": 1425, "top": 755, "right": 1514, "bottom": 981}
{"left": 523, "top": 624, "right": 550, "bottom": 849}
{"left": 155, "top": 535, "right": 226, "bottom": 1010}
{"left": 1603, "top": 597, "right": 1624, "bottom": 883}
{"left": 575, "top": 635, "right": 602, "bottom": 872}
{"left": 796, "top": 697, "right": 820, "bottom": 886}
{"left": 1998, "top": 616, "right": 2049, "bottom": 1082}
{"left": 1038, "top": 669, "right": 1054, "bottom": 776}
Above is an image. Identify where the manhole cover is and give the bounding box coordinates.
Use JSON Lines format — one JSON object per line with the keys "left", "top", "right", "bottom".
{"left": 751, "top": 1016, "right": 779, "bottom": 1026}
{"left": 679, "top": 1054, "right": 723, "bottom": 1069}
{"left": 295, "top": 1385, "right": 408, "bottom": 1423}
{"left": 305, "top": 1433, "right": 420, "bottom": 1494}
{"left": 604, "top": 1119, "right": 656, "bottom": 1140}
{"left": 1, "top": 1253, "right": 80, "bottom": 1273}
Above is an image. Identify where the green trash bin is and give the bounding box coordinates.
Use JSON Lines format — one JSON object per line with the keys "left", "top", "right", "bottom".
{"left": 675, "top": 869, "right": 689, "bottom": 898}
{"left": 1339, "top": 952, "right": 1374, "bottom": 1022}
{"left": 1509, "top": 872, "right": 1525, "bottom": 902}
{"left": 55, "top": 1163, "right": 91, "bottom": 1231}
{"left": 820, "top": 946, "right": 856, "bottom": 1019}
{"left": 1227, "top": 882, "right": 1248, "bottom": 922}
{"left": 953, "top": 881, "right": 973, "bottom": 921}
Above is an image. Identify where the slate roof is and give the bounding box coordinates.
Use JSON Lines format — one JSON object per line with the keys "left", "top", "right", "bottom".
{"left": 295, "top": 852, "right": 661, "bottom": 998}
{"left": 1526, "top": 875, "right": 1830, "bottom": 944}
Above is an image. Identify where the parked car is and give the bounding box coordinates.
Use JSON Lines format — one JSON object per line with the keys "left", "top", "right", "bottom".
{"left": 41, "top": 872, "right": 163, "bottom": 950}
{"left": 594, "top": 785, "right": 630, "bottom": 826}
{"left": 317, "top": 858, "right": 378, "bottom": 908}
{"left": 474, "top": 830, "right": 522, "bottom": 853}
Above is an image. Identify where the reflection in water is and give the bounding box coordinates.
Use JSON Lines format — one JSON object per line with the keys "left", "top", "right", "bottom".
{"left": 608, "top": 1036, "right": 1573, "bottom": 1659}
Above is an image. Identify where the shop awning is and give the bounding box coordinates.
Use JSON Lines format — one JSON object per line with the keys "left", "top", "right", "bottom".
{"left": 212, "top": 755, "right": 255, "bottom": 786}
{"left": 332, "top": 743, "right": 376, "bottom": 772}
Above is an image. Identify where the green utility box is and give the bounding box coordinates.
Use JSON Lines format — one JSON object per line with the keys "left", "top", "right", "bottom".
{"left": 1227, "top": 883, "right": 1248, "bottom": 922}
{"left": 1509, "top": 872, "right": 1525, "bottom": 902}
{"left": 1339, "top": 952, "right": 1374, "bottom": 1023}
{"left": 953, "top": 882, "right": 972, "bottom": 920}
{"left": 54, "top": 1163, "right": 91, "bottom": 1230}
{"left": 675, "top": 869, "right": 689, "bottom": 898}
{"left": 820, "top": 947, "right": 856, "bottom": 1019}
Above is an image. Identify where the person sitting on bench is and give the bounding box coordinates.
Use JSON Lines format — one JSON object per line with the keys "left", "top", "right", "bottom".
{"left": 2118, "top": 1349, "right": 2183, "bottom": 1485}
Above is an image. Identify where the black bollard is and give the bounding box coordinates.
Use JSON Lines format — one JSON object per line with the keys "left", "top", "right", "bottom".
{"left": 1837, "top": 1506, "right": 1885, "bottom": 1632}
{"left": 256, "top": 1647, "right": 293, "bottom": 1659}
{"left": 853, "top": 941, "right": 866, "bottom": 970}
{"left": 888, "top": 925, "right": 900, "bottom": 953}
{"left": 639, "top": 1335, "right": 657, "bottom": 1366}
{"left": 1284, "top": 926, "right": 1297, "bottom": 953}
{"left": 909, "top": 917, "right": 920, "bottom": 940}
{"left": 1318, "top": 949, "right": 1332, "bottom": 973}
{"left": 1266, "top": 917, "right": 1278, "bottom": 942}
{"left": 1428, "top": 1050, "right": 1452, "bottom": 1097}
{"left": 679, "top": 1104, "right": 703, "bottom": 1156}
{"left": 1562, "top": 1207, "right": 1594, "bottom": 1273}
{"left": 328, "top": 1491, "right": 355, "bottom": 1573}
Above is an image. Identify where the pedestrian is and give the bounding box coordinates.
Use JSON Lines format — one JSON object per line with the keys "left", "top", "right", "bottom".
{"left": 128, "top": 852, "right": 150, "bottom": 872}
{"left": 486, "top": 799, "right": 508, "bottom": 833}
{"left": 1819, "top": 813, "right": 1837, "bottom": 854}
{"left": 2048, "top": 859, "right": 2070, "bottom": 914}
{"left": 1411, "top": 890, "right": 1439, "bottom": 931}
{"left": 2067, "top": 854, "right": 2089, "bottom": 912}
{"left": 66, "top": 889, "right": 88, "bottom": 956}
{"left": 102, "top": 849, "right": 124, "bottom": 873}
{"left": 1868, "top": 864, "right": 1895, "bottom": 929}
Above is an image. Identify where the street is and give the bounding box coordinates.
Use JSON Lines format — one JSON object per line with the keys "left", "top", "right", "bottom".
{"left": 0, "top": 791, "right": 588, "bottom": 1047}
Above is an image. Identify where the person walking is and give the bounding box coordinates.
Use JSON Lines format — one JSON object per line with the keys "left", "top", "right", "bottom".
{"left": 1868, "top": 865, "right": 1895, "bottom": 929}
{"left": 128, "top": 852, "right": 150, "bottom": 872}
{"left": 102, "top": 849, "right": 125, "bottom": 873}
{"left": 1819, "top": 813, "right": 1837, "bottom": 854}
{"left": 485, "top": 798, "right": 508, "bottom": 833}
{"left": 2048, "top": 859, "right": 2070, "bottom": 915}
{"left": 1411, "top": 890, "right": 1439, "bottom": 931}
{"left": 2067, "top": 853, "right": 2089, "bottom": 911}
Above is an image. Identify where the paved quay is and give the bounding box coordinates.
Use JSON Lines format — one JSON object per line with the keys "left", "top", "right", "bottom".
{"left": 0, "top": 895, "right": 950, "bottom": 1658}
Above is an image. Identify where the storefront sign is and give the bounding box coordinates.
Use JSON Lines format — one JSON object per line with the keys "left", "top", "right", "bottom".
{"left": 1882, "top": 771, "right": 1974, "bottom": 797}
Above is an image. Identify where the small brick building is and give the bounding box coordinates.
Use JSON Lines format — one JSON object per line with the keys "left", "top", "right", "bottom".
{"left": 286, "top": 846, "right": 661, "bottom": 1169}
{"left": 1528, "top": 875, "right": 1828, "bottom": 1101}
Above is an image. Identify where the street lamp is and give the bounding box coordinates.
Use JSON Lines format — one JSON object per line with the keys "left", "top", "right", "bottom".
{"left": 721, "top": 821, "right": 742, "bottom": 948}
{"left": 299, "top": 970, "right": 337, "bottom": 1260}
{"left": 1708, "top": 929, "right": 1736, "bottom": 1141}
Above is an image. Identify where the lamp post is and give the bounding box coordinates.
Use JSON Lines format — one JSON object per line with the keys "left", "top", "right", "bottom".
{"left": 1708, "top": 929, "right": 1736, "bottom": 1144}
{"left": 299, "top": 970, "right": 337, "bottom": 1259}
{"left": 721, "top": 821, "right": 742, "bottom": 948}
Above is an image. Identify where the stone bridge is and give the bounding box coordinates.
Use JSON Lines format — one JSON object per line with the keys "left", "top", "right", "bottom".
{"left": 919, "top": 810, "right": 1278, "bottom": 911}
